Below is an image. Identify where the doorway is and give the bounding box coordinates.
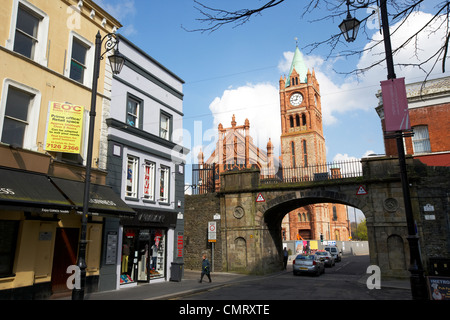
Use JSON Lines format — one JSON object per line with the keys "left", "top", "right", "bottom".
{"left": 51, "top": 228, "right": 79, "bottom": 293}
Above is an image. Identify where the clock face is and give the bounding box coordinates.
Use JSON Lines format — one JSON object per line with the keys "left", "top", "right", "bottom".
{"left": 290, "top": 93, "right": 303, "bottom": 106}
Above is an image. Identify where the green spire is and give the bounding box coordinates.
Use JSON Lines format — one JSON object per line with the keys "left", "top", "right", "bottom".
{"left": 286, "top": 46, "right": 308, "bottom": 86}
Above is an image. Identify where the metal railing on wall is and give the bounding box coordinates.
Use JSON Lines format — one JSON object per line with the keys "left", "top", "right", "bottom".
{"left": 191, "top": 159, "right": 363, "bottom": 194}
{"left": 261, "top": 159, "right": 363, "bottom": 184}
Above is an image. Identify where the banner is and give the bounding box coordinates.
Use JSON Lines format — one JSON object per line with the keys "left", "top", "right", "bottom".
{"left": 45, "top": 102, "right": 84, "bottom": 153}
{"left": 380, "top": 78, "right": 410, "bottom": 132}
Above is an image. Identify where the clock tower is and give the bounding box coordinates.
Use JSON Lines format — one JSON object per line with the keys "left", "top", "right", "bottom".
{"left": 279, "top": 45, "right": 326, "bottom": 170}
{"left": 279, "top": 45, "right": 349, "bottom": 242}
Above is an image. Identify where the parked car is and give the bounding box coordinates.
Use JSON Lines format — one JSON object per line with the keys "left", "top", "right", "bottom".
{"left": 315, "top": 250, "right": 335, "bottom": 267}
{"left": 293, "top": 254, "right": 325, "bottom": 276}
{"left": 324, "top": 246, "right": 342, "bottom": 262}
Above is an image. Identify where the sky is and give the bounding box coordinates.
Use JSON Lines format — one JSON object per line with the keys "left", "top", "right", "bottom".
{"left": 96, "top": 0, "right": 449, "bottom": 220}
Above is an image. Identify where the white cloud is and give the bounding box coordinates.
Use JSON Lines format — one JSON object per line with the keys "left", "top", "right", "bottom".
{"left": 96, "top": 0, "right": 137, "bottom": 34}
{"left": 208, "top": 83, "right": 281, "bottom": 156}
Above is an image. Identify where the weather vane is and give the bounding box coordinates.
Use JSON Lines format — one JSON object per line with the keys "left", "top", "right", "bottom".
{"left": 294, "top": 37, "right": 298, "bottom": 47}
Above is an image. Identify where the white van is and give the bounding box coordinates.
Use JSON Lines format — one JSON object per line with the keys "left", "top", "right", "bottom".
{"left": 324, "top": 246, "right": 342, "bottom": 262}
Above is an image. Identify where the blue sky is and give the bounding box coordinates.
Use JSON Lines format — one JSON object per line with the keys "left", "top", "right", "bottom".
{"left": 97, "top": 1, "right": 449, "bottom": 192}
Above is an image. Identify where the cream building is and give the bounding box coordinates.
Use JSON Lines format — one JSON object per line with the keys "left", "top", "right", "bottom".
{"left": 0, "top": 0, "right": 131, "bottom": 299}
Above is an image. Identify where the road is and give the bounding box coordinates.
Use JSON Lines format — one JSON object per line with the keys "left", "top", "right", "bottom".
{"left": 174, "top": 255, "right": 412, "bottom": 300}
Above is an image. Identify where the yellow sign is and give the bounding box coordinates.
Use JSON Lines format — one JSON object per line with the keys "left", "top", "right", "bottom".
{"left": 45, "top": 102, "right": 84, "bottom": 153}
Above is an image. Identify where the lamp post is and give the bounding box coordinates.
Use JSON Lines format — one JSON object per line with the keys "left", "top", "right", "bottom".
{"left": 339, "top": 0, "right": 428, "bottom": 300}
{"left": 72, "top": 31, "right": 125, "bottom": 300}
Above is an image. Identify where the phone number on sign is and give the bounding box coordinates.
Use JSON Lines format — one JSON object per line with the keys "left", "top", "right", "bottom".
{"left": 46, "top": 143, "right": 80, "bottom": 152}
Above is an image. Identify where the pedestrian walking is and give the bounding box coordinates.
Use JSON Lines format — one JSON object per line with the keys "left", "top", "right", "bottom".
{"left": 199, "top": 253, "right": 212, "bottom": 283}
{"left": 283, "top": 247, "right": 288, "bottom": 269}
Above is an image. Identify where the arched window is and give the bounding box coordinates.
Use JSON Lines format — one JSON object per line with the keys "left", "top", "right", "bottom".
{"left": 302, "top": 113, "right": 307, "bottom": 126}
{"left": 295, "top": 114, "right": 300, "bottom": 126}
{"left": 289, "top": 115, "right": 294, "bottom": 128}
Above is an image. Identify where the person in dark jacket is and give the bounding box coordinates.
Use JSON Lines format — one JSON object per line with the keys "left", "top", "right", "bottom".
{"left": 199, "top": 253, "right": 211, "bottom": 283}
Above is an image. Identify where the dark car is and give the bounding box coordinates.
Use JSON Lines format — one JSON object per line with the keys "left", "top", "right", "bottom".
{"left": 293, "top": 254, "right": 325, "bottom": 276}
{"left": 315, "top": 250, "right": 335, "bottom": 267}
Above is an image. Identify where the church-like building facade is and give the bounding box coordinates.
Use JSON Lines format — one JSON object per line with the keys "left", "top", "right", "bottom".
{"left": 196, "top": 45, "right": 350, "bottom": 242}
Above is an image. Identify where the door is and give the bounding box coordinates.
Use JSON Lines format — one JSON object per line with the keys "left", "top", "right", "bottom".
{"left": 51, "top": 228, "right": 79, "bottom": 293}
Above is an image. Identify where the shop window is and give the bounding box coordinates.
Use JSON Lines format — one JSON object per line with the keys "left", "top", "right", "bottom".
{"left": 159, "top": 166, "right": 170, "bottom": 203}
{"left": 126, "top": 156, "right": 139, "bottom": 198}
{"left": 143, "top": 161, "right": 155, "bottom": 201}
{"left": 0, "top": 220, "right": 19, "bottom": 277}
{"left": 120, "top": 228, "right": 166, "bottom": 285}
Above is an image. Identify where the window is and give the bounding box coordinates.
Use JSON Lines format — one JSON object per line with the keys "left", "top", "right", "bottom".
{"left": 126, "top": 96, "right": 140, "bottom": 128}
{"left": 302, "top": 140, "right": 308, "bottom": 167}
{"left": 412, "top": 126, "right": 431, "bottom": 154}
{"left": 0, "top": 220, "right": 19, "bottom": 277}
{"left": 295, "top": 114, "right": 300, "bottom": 127}
{"left": 1, "top": 87, "right": 33, "bottom": 147}
{"left": 332, "top": 206, "right": 337, "bottom": 221}
{"left": 143, "top": 161, "right": 156, "bottom": 201}
{"left": 126, "top": 156, "right": 139, "bottom": 198}
{"left": 160, "top": 112, "right": 171, "bottom": 140}
{"left": 289, "top": 115, "right": 294, "bottom": 128}
{"left": 291, "top": 141, "right": 296, "bottom": 167}
{"left": 302, "top": 114, "right": 307, "bottom": 126}
{"left": 13, "top": 6, "right": 40, "bottom": 59}
{"left": 159, "top": 166, "right": 170, "bottom": 203}
{"left": 8, "top": 1, "right": 49, "bottom": 65}
{"left": 70, "top": 38, "right": 88, "bottom": 84}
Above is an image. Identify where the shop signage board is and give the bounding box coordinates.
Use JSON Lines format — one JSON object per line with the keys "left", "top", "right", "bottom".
{"left": 45, "top": 101, "right": 84, "bottom": 153}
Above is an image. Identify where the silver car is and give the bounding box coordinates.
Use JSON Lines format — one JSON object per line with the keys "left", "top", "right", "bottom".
{"left": 315, "top": 250, "right": 335, "bottom": 267}
{"left": 293, "top": 254, "right": 325, "bottom": 276}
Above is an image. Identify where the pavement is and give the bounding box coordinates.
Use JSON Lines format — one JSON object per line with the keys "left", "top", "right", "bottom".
{"left": 53, "top": 267, "right": 411, "bottom": 300}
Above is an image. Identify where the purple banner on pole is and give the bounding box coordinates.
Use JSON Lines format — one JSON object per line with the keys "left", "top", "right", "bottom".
{"left": 381, "top": 78, "right": 410, "bottom": 132}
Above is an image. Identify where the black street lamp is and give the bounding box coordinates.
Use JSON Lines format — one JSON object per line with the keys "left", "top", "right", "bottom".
{"left": 72, "top": 31, "right": 124, "bottom": 300}
{"left": 339, "top": 0, "right": 428, "bottom": 300}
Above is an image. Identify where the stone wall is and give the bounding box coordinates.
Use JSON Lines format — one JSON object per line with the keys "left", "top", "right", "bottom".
{"left": 412, "top": 162, "right": 450, "bottom": 271}
{"left": 184, "top": 193, "right": 221, "bottom": 271}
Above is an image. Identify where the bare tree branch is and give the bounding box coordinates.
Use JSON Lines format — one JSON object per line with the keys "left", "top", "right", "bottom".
{"left": 185, "top": 0, "right": 450, "bottom": 78}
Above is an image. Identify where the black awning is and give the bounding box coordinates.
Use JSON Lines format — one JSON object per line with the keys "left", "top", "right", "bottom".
{"left": 49, "top": 177, "right": 135, "bottom": 217}
{"left": 0, "top": 168, "right": 73, "bottom": 213}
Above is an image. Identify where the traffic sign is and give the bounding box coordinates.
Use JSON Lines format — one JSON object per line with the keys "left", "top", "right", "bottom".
{"left": 256, "top": 193, "right": 265, "bottom": 202}
{"left": 356, "top": 185, "right": 368, "bottom": 195}
{"left": 208, "top": 221, "right": 216, "bottom": 242}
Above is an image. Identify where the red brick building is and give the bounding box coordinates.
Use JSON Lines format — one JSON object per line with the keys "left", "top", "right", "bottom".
{"left": 376, "top": 76, "right": 450, "bottom": 166}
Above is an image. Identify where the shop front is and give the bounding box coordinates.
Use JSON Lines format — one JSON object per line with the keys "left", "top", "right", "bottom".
{"left": 119, "top": 209, "right": 177, "bottom": 287}
{"left": 0, "top": 166, "right": 136, "bottom": 298}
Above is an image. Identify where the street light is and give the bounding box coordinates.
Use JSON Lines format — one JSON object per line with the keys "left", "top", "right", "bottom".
{"left": 339, "top": 3, "right": 360, "bottom": 42}
{"left": 72, "top": 31, "right": 124, "bottom": 300}
{"left": 339, "top": 0, "right": 428, "bottom": 300}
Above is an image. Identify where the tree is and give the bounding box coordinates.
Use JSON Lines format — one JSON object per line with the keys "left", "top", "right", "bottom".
{"left": 356, "top": 218, "right": 368, "bottom": 240}
{"left": 186, "top": 0, "right": 450, "bottom": 79}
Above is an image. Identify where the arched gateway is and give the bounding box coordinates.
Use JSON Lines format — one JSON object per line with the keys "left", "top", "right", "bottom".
{"left": 185, "top": 156, "right": 450, "bottom": 280}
